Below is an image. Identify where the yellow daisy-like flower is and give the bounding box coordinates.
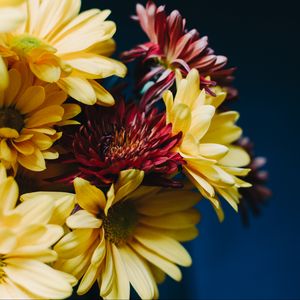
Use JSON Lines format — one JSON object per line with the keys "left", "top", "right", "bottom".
{"left": 0, "top": 0, "right": 127, "bottom": 105}
{"left": 0, "top": 63, "right": 81, "bottom": 173}
{"left": 163, "top": 69, "right": 251, "bottom": 221}
{"left": 0, "top": 164, "right": 76, "bottom": 299}
{"left": 54, "top": 169, "right": 200, "bottom": 299}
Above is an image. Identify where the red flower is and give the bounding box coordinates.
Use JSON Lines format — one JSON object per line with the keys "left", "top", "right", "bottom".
{"left": 122, "top": 1, "right": 236, "bottom": 106}
{"left": 238, "top": 138, "right": 272, "bottom": 225}
{"left": 57, "top": 100, "right": 184, "bottom": 188}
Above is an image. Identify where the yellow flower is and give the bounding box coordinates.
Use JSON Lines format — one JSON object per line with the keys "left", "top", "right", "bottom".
{"left": 54, "top": 170, "right": 200, "bottom": 299}
{"left": 163, "top": 69, "right": 251, "bottom": 221}
{"left": 0, "top": 0, "right": 127, "bottom": 105}
{"left": 0, "top": 63, "right": 81, "bottom": 173}
{"left": 0, "top": 164, "right": 76, "bottom": 299}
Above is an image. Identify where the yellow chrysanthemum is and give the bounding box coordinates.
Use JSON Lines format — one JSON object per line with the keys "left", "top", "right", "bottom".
{"left": 0, "top": 0, "right": 127, "bottom": 105}
{"left": 0, "top": 164, "right": 76, "bottom": 299}
{"left": 0, "top": 63, "right": 81, "bottom": 173}
{"left": 54, "top": 169, "right": 200, "bottom": 299}
{"left": 163, "top": 69, "right": 251, "bottom": 221}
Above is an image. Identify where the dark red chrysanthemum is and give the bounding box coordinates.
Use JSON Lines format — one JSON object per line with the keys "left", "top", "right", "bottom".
{"left": 237, "top": 138, "right": 272, "bottom": 225}
{"left": 121, "top": 1, "right": 236, "bottom": 106}
{"left": 57, "top": 100, "right": 184, "bottom": 188}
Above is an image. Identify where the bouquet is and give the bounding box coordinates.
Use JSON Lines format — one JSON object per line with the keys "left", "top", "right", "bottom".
{"left": 0, "top": 1, "right": 271, "bottom": 299}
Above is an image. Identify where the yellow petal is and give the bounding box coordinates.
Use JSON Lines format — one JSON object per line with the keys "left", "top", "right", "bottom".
{"left": 32, "top": 0, "right": 81, "bottom": 39}
{"left": 67, "top": 210, "right": 102, "bottom": 229}
{"left": 57, "top": 77, "right": 97, "bottom": 105}
{"left": 118, "top": 245, "right": 155, "bottom": 300}
{"left": 159, "top": 227, "right": 199, "bottom": 242}
{"left": 131, "top": 240, "right": 182, "bottom": 281}
{"left": 30, "top": 63, "right": 61, "bottom": 83}
{"left": 13, "top": 141, "right": 35, "bottom": 155}
{"left": 60, "top": 103, "right": 81, "bottom": 123}
{"left": 77, "top": 263, "right": 99, "bottom": 295}
{"left": 184, "top": 165, "right": 215, "bottom": 197}
{"left": 182, "top": 69, "right": 202, "bottom": 108}
{"left": 0, "top": 277, "right": 37, "bottom": 299}
{"left": 55, "top": 250, "right": 93, "bottom": 279}
{"left": 219, "top": 146, "right": 251, "bottom": 167}
{"left": 105, "top": 170, "right": 144, "bottom": 214}
{"left": 114, "top": 169, "right": 144, "bottom": 202}
{"left": 54, "top": 229, "right": 97, "bottom": 259}
{"left": 0, "top": 177, "right": 18, "bottom": 214}
{"left": 216, "top": 187, "right": 240, "bottom": 211}
{"left": 0, "top": 228, "right": 17, "bottom": 253}
{"left": 20, "top": 192, "right": 75, "bottom": 226}
{"left": 0, "top": 163, "right": 7, "bottom": 181}
{"left": 136, "top": 190, "right": 199, "bottom": 216}
{"left": 198, "top": 143, "right": 229, "bottom": 160}
{"left": 0, "top": 8, "right": 25, "bottom": 33}
{"left": 90, "top": 80, "right": 115, "bottom": 106}
{"left": 30, "top": 133, "right": 53, "bottom": 151}
{"left": 162, "top": 90, "right": 174, "bottom": 124}
{"left": 189, "top": 105, "right": 215, "bottom": 141}
{"left": 53, "top": 10, "right": 116, "bottom": 53}
{"left": 108, "top": 244, "right": 130, "bottom": 300}
{"left": 14, "top": 196, "right": 54, "bottom": 226}
{"left": 74, "top": 177, "right": 106, "bottom": 215}
{"left": 99, "top": 242, "right": 114, "bottom": 297}
{"left": 0, "top": 139, "right": 16, "bottom": 162}
{"left": 134, "top": 226, "right": 192, "bottom": 267}
{"left": 174, "top": 77, "right": 187, "bottom": 105}
{"left": 15, "top": 86, "right": 45, "bottom": 114}
{"left": 14, "top": 224, "right": 63, "bottom": 251}
{"left": 3, "top": 68, "right": 21, "bottom": 106}
{"left": 140, "top": 208, "right": 200, "bottom": 229}
{"left": 203, "top": 111, "right": 242, "bottom": 144}
{"left": 91, "top": 230, "right": 106, "bottom": 266}
{"left": 0, "top": 128, "right": 19, "bottom": 138}
{"left": 171, "top": 103, "right": 191, "bottom": 135}
{"left": 42, "top": 150, "right": 59, "bottom": 160}
{"left": 18, "top": 148, "right": 46, "bottom": 171}
{"left": 4, "top": 258, "right": 73, "bottom": 299}
{"left": 25, "top": 105, "right": 63, "bottom": 128}
{"left": 149, "top": 263, "right": 166, "bottom": 284}
{"left": 0, "top": 0, "right": 25, "bottom": 6}
{"left": 64, "top": 54, "right": 126, "bottom": 78}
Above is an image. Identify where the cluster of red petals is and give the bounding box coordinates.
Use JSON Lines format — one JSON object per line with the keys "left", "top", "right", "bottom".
{"left": 238, "top": 138, "right": 272, "bottom": 225}
{"left": 57, "top": 100, "right": 184, "bottom": 188}
{"left": 121, "top": 1, "right": 235, "bottom": 106}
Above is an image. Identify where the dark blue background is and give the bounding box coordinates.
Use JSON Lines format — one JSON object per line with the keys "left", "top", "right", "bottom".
{"left": 80, "top": 1, "right": 300, "bottom": 299}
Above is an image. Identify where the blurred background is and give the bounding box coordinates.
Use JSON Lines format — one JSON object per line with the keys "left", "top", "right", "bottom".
{"left": 79, "top": 0, "right": 299, "bottom": 299}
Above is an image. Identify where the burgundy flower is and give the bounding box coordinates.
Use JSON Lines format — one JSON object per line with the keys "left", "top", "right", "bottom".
{"left": 238, "top": 138, "right": 272, "bottom": 225}
{"left": 57, "top": 100, "right": 184, "bottom": 188}
{"left": 121, "top": 1, "right": 236, "bottom": 107}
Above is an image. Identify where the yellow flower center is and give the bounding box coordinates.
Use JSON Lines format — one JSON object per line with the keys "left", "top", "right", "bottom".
{"left": 10, "top": 35, "right": 43, "bottom": 56}
{"left": 101, "top": 202, "right": 138, "bottom": 246}
{"left": 0, "top": 108, "right": 24, "bottom": 132}
{"left": 0, "top": 255, "right": 6, "bottom": 282}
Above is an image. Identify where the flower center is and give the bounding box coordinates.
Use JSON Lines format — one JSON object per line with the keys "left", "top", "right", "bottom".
{"left": 101, "top": 201, "right": 138, "bottom": 245}
{"left": 10, "top": 35, "right": 43, "bottom": 56}
{"left": 101, "top": 126, "right": 146, "bottom": 163}
{"left": 0, "top": 108, "right": 24, "bottom": 132}
{"left": 0, "top": 255, "right": 6, "bottom": 282}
